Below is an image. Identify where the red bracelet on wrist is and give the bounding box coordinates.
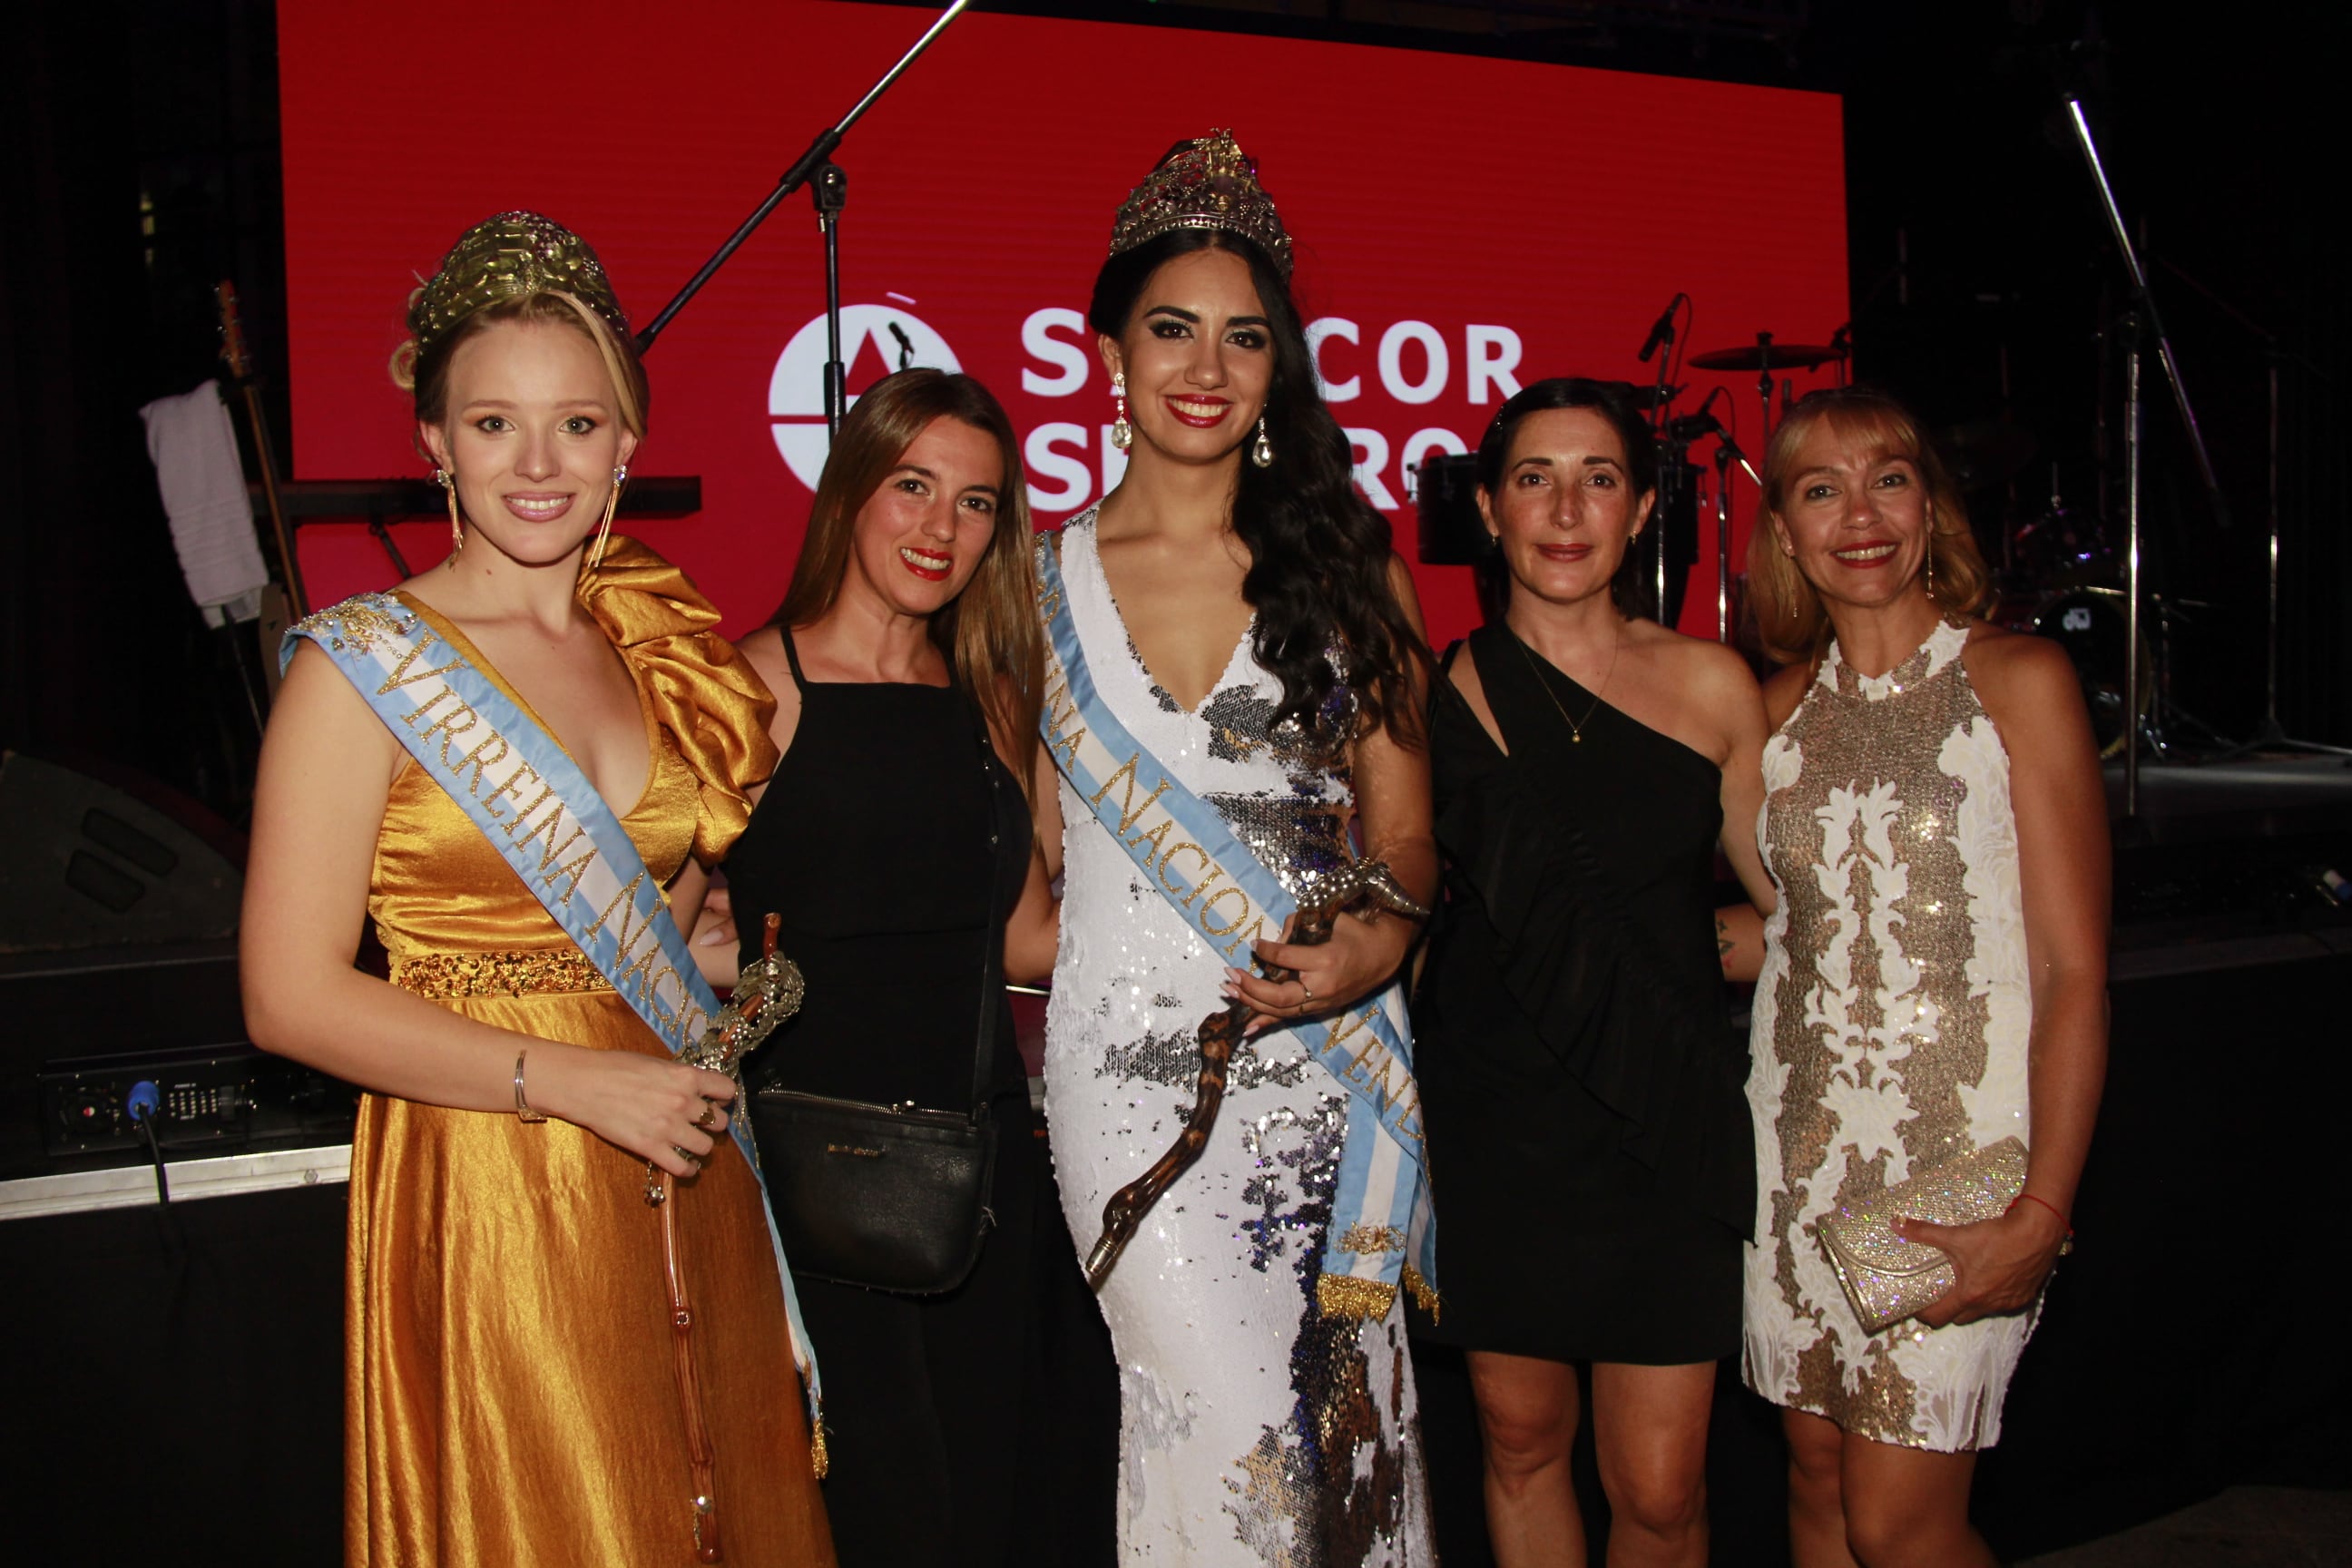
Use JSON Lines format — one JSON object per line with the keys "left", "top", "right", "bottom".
{"left": 2009, "top": 1191, "right": 2074, "bottom": 1253}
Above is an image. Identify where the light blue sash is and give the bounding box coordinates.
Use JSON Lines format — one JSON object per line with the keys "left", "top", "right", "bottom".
{"left": 1034, "top": 536, "right": 1436, "bottom": 1319}
{"left": 284, "top": 593, "right": 824, "bottom": 1413}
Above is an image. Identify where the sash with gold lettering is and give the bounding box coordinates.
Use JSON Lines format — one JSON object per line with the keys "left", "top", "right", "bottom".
{"left": 283, "top": 593, "right": 824, "bottom": 1408}
{"left": 1034, "top": 538, "right": 1436, "bottom": 1320}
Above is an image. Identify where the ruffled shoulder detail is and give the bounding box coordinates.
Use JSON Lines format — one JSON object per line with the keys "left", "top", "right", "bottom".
{"left": 1436, "top": 771, "right": 1755, "bottom": 1233}
{"left": 577, "top": 536, "right": 779, "bottom": 864}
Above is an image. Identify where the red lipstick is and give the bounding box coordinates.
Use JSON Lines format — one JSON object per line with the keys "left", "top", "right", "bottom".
{"left": 1828, "top": 538, "right": 1901, "bottom": 570}
{"left": 897, "top": 544, "right": 952, "bottom": 583}
{"left": 1162, "top": 394, "right": 1233, "bottom": 429}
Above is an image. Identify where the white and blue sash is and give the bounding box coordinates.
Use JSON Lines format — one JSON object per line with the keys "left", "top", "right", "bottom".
{"left": 1034, "top": 538, "right": 1436, "bottom": 1320}
{"left": 284, "top": 593, "right": 823, "bottom": 1411}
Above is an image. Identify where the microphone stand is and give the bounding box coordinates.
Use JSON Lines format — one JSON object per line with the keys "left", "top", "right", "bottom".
{"left": 815, "top": 162, "right": 848, "bottom": 436}
{"left": 1713, "top": 438, "right": 1736, "bottom": 643}
{"left": 2120, "top": 309, "right": 2147, "bottom": 813}
{"left": 1645, "top": 300, "right": 1680, "bottom": 624}
{"left": 1711, "top": 427, "right": 1763, "bottom": 646}
{"left": 2062, "top": 94, "right": 2235, "bottom": 817}
{"left": 634, "top": 0, "right": 972, "bottom": 433}
{"left": 2161, "top": 272, "right": 2352, "bottom": 761}
{"left": 1652, "top": 428, "right": 1691, "bottom": 628}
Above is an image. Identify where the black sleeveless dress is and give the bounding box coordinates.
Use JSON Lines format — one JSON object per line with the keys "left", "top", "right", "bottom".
{"left": 722, "top": 632, "right": 1116, "bottom": 1566}
{"left": 1410, "top": 625, "right": 1753, "bottom": 1366}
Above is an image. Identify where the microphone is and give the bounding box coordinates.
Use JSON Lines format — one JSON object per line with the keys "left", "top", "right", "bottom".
{"left": 1667, "top": 387, "right": 1728, "bottom": 442}
{"left": 1637, "top": 293, "right": 1685, "bottom": 365}
{"left": 1668, "top": 391, "right": 1761, "bottom": 483}
{"left": 887, "top": 320, "right": 916, "bottom": 370}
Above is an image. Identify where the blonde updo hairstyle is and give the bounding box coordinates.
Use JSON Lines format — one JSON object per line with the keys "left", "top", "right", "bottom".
{"left": 1747, "top": 386, "right": 1992, "bottom": 667}
{"left": 392, "top": 289, "right": 650, "bottom": 448}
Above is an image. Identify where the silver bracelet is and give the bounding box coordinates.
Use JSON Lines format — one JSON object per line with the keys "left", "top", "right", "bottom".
{"left": 513, "top": 1049, "right": 547, "bottom": 1123}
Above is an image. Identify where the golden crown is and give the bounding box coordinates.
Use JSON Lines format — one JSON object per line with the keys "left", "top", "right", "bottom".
{"left": 407, "top": 211, "right": 630, "bottom": 358}
{"left": 1108, "top": 131, "right": 1292, "bottom": 278}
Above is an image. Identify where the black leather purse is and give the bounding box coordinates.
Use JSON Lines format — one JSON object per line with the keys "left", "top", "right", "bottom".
{"left": 748, "top": 717, "right": 1008, "bottom": 1296}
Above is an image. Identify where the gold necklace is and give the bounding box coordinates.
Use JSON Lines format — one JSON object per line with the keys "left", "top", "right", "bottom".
{"left": 1511, "top": 623, "right": 1622, "bottom": 744}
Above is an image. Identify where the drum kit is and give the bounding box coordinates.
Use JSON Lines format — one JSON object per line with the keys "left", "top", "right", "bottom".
{"left": 1416, "top": 98, "right": 2340, "bottom": 799}
{"left": 1412, "top": 315, "right": 1854, "bottom": 645}
{"left": 1410, "top": 314, "right": 2216, "bottom": 768}
{"left": 1671, "top": 331, "right": 2218, "bottom": 762}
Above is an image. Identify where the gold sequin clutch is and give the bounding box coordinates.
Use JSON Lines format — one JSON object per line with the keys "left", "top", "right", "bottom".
{"left": 1816, "top": 1137, "right": 2028, "bottom": 1333}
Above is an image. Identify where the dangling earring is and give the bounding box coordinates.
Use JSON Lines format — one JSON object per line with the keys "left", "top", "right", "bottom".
{"left": 1250, "top": 416, "right": 1274, "bottom": 469}
{"left": 436, "top": 466, "right": 462, "bottom": 553}
{"left": 1110, "top": 372, "right": 1132, "bottom": 452}
{"left": 591, "top": 465, "right": 626, "bottom": 570}
{"left": 1925, "top": 527, "right": 1936, "bottom": 598}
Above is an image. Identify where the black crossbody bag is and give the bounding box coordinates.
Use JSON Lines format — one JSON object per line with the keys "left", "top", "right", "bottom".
{"left": 748, "top": 714, "right": 1007, "bottom": 1296}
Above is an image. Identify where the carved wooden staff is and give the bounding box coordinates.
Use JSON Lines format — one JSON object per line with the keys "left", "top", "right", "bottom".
{"left": 648, "top": 912, "right": 806, "bottom": 1563}
{"left": 1082, "top": 865, "right": 1426, "bottom": 1289}
{"left": 645, "top": 913, "right": 806, "bottom": 1207}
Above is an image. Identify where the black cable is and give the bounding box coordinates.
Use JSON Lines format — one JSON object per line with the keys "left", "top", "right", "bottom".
{"left": 137, "top": 1109, "right": 171, "bottom": 1206}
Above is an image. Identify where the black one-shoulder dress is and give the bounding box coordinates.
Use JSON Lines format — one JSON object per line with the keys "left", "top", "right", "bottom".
{"left": 1411, "top": 625, "right": 1753, "bottom": 1366}
{"left": 721, "top": 631, "right": 1116, "bottom": 1566}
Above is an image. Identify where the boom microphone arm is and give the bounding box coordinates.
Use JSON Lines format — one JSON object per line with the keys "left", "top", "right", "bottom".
{"left": 634, "top": 1, "right": 972, "bottom": 354}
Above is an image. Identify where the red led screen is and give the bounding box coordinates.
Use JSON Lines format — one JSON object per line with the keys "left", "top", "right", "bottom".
{"left": 279, "top": 0, "right": 1847, "bottom": 644}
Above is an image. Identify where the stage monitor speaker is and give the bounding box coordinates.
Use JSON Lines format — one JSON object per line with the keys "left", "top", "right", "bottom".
{"left": 0, "top": 752, "right": 244, "bottom": 952}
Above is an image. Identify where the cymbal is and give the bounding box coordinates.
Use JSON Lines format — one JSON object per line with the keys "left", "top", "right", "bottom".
{"left": 1689, "top": 342, "right": 1844, "bottom": 371}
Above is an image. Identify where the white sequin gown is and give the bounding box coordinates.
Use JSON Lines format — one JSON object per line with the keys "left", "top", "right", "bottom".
{"left": 1743, "top": 617, "right": 2039, "bottom": 1452}
{"left": 1044, "top": 514, "right": 1433, "bottom": 1565}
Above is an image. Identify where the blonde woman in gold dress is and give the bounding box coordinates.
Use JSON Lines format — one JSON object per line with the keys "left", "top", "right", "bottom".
{"left": 1740, "top": 387, "right": 2106, "bottom": 1568}
{"left": 241, "top": 214, "right": 833, "bottom": 1566}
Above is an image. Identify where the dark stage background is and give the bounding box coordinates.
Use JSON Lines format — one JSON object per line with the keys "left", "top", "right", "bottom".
{"left": 4, "top": 2, "right": 2348, "bottom": 1563}
{"left": 5, "top": 0, "right": 2348, "bottom": 819}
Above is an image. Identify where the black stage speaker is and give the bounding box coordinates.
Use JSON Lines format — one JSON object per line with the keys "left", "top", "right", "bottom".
{"left": 0, "top": 1186, "right": 348, "bottom": 1563}
{"left": 0, "top": 751, "right": 244, "bottom": 952}
{"left": 1414, "top": 452, "right": 1485, "bottom": 565}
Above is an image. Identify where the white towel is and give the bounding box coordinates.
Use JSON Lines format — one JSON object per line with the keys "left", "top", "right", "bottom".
{"left": 140, "top": 380, "right": 272, "bottom": 626}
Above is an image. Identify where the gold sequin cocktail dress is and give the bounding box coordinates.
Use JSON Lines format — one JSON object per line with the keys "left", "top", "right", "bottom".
{"left": 1742, "top": 617, "right": 2037, "bottom": 1453}
{"left": 346, "top": 539, "right": 834, "bottom": 1566}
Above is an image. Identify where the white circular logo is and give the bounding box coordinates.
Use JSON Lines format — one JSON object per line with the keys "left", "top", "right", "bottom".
{"left": 768, "top": 305, "right": 961, "bottom": 491}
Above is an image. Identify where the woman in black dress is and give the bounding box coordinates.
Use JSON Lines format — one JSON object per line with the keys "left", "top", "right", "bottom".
{"left": 702, "top": 368, "right": 1115, "bottom": 1565}
{"left": 1413, "top": 378, "right": 1776, "bottom": 1568}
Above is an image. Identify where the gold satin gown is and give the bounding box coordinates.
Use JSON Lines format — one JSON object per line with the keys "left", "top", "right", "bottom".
{"left": 345, "top": 540, "right": 834, "bottom": 1565}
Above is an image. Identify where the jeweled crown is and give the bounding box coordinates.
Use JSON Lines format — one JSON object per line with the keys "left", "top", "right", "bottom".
{"left": 1108, "top": 131, "right": 1293, "bottom": 279}
{"left": 407, "top": 211, "right": 630, "bottom": 358}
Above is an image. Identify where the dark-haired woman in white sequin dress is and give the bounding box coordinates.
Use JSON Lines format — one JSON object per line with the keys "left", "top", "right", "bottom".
{"left": 1029, "top": 132, "right": 1438, "bottom": 1565}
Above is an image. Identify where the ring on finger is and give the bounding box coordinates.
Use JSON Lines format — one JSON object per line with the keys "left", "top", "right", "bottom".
{"left": 671, "top": 1144, "right": 704, "bottom": 1171}
{"left": 694, "top": 1103, "right": 718, "bottom": 1131}
{"left": 1299, "top": 981, "right": 1316, "bottom": 1004}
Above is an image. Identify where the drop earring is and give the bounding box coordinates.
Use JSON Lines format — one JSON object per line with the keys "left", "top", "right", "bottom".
{"left": 1925, "top": 528, "right": 1936, "bottom": 598}
{"left": 1250, "top": 416, "right": 1273, "bottom": 469}
{"left": 592, "top": 465, "right": 627, "bottom": 570}
{"left": 436, "top": 466, "right": 462, "bottom": 553}
{"left": 1110, "top": 372, "right": 1132, "bottom": 451}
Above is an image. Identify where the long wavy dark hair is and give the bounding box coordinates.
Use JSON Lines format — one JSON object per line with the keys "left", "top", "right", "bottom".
{"left": 1089, "top": 228, "right": 1426, "bottom": 748}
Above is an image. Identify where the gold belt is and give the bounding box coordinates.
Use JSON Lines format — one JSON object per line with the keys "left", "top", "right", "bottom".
{"left": 392, "top": 950, "right": 612, "bottom": 999}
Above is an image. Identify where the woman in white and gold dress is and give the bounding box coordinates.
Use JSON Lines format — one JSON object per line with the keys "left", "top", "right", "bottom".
{"left": 1740, "top": 388, "right": 2108, "bottom": 1568}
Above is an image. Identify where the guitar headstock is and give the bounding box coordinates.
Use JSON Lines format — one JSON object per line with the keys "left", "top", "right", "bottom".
{"left": 215, "top": 280, "right": 253, "bottom": 382}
